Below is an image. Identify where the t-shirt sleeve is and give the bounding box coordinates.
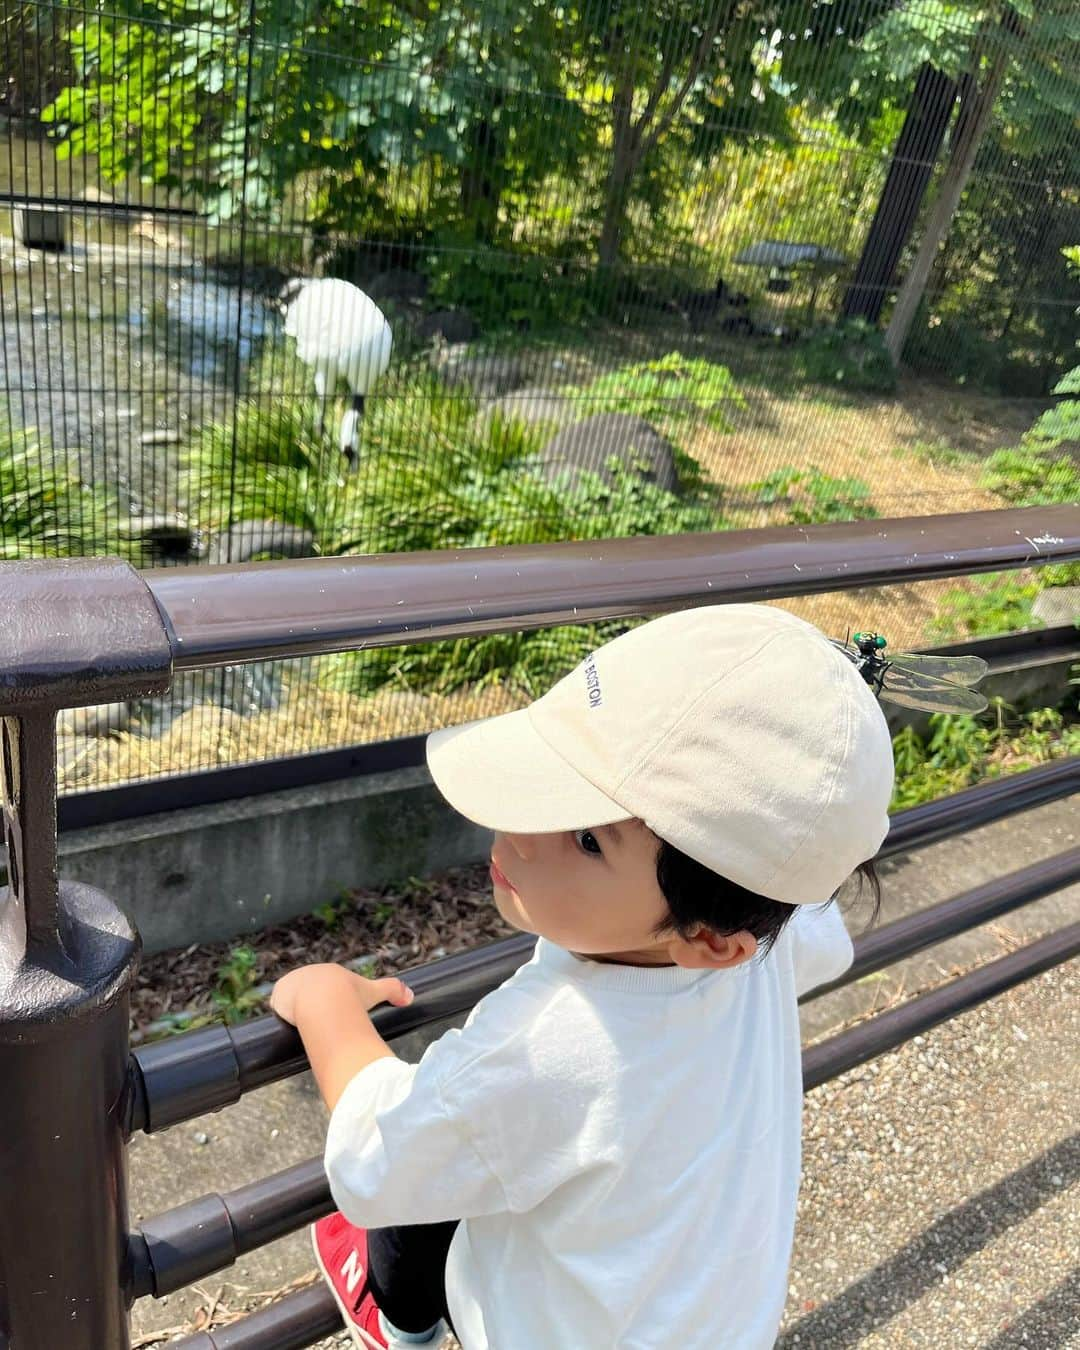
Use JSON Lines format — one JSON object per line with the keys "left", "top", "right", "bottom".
{"left": 787, "top": 900, "right": 855, "bottom": 998}
{"left": 324, "top": 976, "right": 583, "bottom": 1228}
{"left": 324, "top": 1049, "right": 510, "bottom": 1229}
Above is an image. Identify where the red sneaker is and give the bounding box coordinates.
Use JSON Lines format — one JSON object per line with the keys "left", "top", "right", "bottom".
{"left": 311, "top": 1212, "right": 389, "bottom": 1349}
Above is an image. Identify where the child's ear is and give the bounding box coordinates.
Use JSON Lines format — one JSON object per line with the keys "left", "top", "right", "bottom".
{"left": 672, "top": 925, "right": 758, "bottom": 970}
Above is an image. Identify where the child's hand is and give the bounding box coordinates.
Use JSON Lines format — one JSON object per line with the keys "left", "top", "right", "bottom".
{"left": 270, "top": 963, "right": 415, "bottom": 1027}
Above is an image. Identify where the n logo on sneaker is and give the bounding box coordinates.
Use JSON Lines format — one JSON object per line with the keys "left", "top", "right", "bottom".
{"left": 340, "top": 1248, "right": 365, "bottom": 1296}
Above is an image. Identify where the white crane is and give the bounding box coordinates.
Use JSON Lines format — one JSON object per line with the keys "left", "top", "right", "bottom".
{"left": 280, "top": 277, "right": 393, "bottom": 469}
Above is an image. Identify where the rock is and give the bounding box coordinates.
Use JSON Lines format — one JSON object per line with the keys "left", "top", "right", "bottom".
{"left": 58, "top": 702, "right": 134, "bottom": 738}
{"left": 528, "top": 413, "right": 681, "bottom": 496}
{"left": 120, "top": 512, "right": 191, "bottom": 541}
{"left": 433, "top": 346, "right": 530, "bottom": 397}
{"left": 1031, "top": 585, "right": 1080, "bottom": 626}
{"left": 13, "top": 205, "right": 67, "bottom": 251}
{"left": 416, "top": 309, "right": 477, "bottom": 345}
{"left": 365, "top": 269, "right": 428, "bottom": 303}
{"left": 206, "top": 520, "right": 317, "bottom": 566}
{"left": 475, "top": 387, "right": 579, "bottom": 437}
{"left": 118, "top": 513, "right": 195, "bottom": 560}
{"left": 55, "top": 733, "right": 101, "bottom": 785}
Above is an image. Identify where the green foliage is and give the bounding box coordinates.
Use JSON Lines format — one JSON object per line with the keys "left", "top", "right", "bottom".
{"left": 978, "top": 444, "right": 1080, "bottom": 508}
{"left": 43, "top": 0, "right": 584, "bottom": 232}
{"left": 747, "top": 466, "right": 878, "bottom": 525}
{"left": 976, "top": 247, "right": 1079, "bottom": 543}
{"left": 924, "top": 572, "right": 1041, "bottom": 642}
{"left": 321, "top": 615, "right": 645, "bottom": 702}
{"left": 1040, "top": 561, "right": 1080, "bottom": 588}
{"left": 212, "top": 945, "right": 264, "bottom": 1024}
{"left": 889, "top": 705, "right": 1080, "bottom": 811}
{"left": 370, "top": 900, "right": 396, "bottom": 930}
{"left": 425, "top": 249, "right": 607, "bottom": 333}
{"left": 184, "top": 400, "right": 340, "bottom": 539}
{"left": 581, "top": 353, "right": 746, "bottom": 432}
{"left": 313, "top": 890, "right": 352, "bottom": 931}
{"left": 796, "top": 320, "right": 897, "bottom": 394}
{"left": 184, "top": 355, "right": 733, "bottom": 700}
{"left": 1001, "top": 246, "right": 1080, "bottom": 474}
{"left": 0, "top": 413, "right": 128, "bottom": 561}
{"left": 976, "top": 250, "right": 1079, "bottom": 515}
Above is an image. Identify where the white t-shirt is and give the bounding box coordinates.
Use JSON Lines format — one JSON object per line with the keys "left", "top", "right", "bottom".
{"left": 325, "top": 902, "right": 854, "bottom": 1349}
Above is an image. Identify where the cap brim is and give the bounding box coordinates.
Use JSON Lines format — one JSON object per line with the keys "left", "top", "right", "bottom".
{"left": 425, "top": 706, "right": 633, "bottom": 834}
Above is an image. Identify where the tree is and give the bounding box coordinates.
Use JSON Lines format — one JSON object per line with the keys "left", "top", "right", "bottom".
{"left": 827, "top": 0, "right": 1080, "bottom": 362}
{"left": 840, "top": 64, "right": 960, "bottom": 325}
{"left": 882, "top": 8, "right": 1018, "bottom": 361}
{"left": 43, "top": 0, "right": 584, "bottom": 241}
{"left": 572, "top": 0, "right": 809, "bottom": 269}
{"left": 0, "top": 3, "right": 72, "bottom": 118}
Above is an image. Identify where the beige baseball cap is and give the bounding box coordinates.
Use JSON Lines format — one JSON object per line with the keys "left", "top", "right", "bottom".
{"left": 425, "top": 603, "right": 896, "bottom": 904}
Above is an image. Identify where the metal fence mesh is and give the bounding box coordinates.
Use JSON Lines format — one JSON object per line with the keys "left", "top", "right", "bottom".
{"left": 2, "top": 0, "right": 1078, "bottom": 792}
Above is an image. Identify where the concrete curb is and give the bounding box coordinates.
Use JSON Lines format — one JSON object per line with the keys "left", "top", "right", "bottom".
{"left": 57, "top": 766, "right": 491, "bottom": 954}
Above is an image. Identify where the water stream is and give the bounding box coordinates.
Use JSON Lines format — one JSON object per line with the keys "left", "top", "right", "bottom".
{"left": 3, "top": 125, "right": 292, "bottom": 737}
{"left": 1, "top": 125, "right": 276, "bottom": 515}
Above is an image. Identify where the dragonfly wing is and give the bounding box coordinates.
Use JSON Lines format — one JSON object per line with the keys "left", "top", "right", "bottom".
{"left": 879, "top": 683, "right": 989, "bottom": 714}
{"left": 885, "top": 652, "right": 989, "bottom": 686}
{"left": 827, "top": 638, "right": 989, "bottom": 711}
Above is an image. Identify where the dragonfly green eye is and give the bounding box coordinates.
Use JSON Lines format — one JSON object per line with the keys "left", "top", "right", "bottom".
{"left": 874, "top": 635, "right": 887, "bottom": 649}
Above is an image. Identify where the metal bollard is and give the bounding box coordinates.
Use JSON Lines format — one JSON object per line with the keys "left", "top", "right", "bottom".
{"left": 0, "top": 559, "right": 173, "bottom": 1348}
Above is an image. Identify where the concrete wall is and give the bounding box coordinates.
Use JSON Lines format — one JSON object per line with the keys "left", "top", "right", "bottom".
{"left": 56, "top": 766, "right": 492, "bottom": 954}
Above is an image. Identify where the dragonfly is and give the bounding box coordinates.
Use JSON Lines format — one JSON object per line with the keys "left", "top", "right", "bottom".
{"left": 829, "top": 630, "right": 989, "bottom": 714}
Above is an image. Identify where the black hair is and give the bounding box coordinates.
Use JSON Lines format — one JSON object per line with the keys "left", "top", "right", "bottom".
{"left": 652, "top": 838, "right": 882, "bottom": 963}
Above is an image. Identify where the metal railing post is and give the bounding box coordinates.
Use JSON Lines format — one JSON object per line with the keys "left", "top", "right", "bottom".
{"left": 0, "top": 560, "right": 172, "bottom": 1349}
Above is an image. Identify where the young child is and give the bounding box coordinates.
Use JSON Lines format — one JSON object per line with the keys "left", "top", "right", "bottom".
{"left": 270, "top": 602, "right": 894, "bottom": 1349}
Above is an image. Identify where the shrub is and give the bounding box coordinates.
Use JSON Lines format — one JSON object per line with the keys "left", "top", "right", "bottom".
{"left": 0, "top": 412, "right": 128, "bottom": 561}
{"left": 924, "top": 572, "right": 1042, "bottom": 642}
{"left": 424, "top": 246, "right": 610, "bottom": 333}
{"left": 979, "top": 444, "right": 1079, "bottom": 508}
{"left": 796, "top": 319, "right": 897, "bottom": 394}
{"left": 747, "top": 465, "right": 878, "bottom": 525}
{"left": 889, "top": 707, "right": 1080, "bottom": 811}
{"left": 581, "top": 353, "right": 746, "bottom": 433}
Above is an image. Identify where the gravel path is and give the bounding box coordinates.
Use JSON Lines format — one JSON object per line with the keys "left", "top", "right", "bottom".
{"left": 783, "top": 957, "right": 1078, "bottom": 1349}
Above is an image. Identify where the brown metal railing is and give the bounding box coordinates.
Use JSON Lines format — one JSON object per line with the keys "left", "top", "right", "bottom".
{"left": 1, "top": 504, "right": 1078, "bottom": 1349}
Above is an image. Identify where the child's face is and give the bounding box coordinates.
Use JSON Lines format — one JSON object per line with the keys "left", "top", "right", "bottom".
{"left": 490, "top": 820, "right": 757, "bottom": 970}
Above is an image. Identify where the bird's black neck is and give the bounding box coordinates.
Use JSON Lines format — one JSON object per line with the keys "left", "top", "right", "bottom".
{"left": 351, "top": 394, "right": 365, "bottom": 415}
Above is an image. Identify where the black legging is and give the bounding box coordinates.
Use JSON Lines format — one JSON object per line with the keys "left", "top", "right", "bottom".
{"left": 366, "top": 1220, "right": 460, "bottom": 1337}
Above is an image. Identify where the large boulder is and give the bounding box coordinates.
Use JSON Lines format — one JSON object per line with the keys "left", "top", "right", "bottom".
{"left": 432, "top": 344, "right": 530, "bottom": 397}
{"left": 1032, "top": 585, "right": 1080, "bottom": 626}
{"left": 206, "top": 520, "right": 317, "bottom": 566}
{"left": 475, "top": 387, "right": 579, "bottom": 438}
{"left": 416, "top": 309, "right": 477, "bottom": 345}
{"left": 365, "top": 269, "right": 429, "bottom": 303}
{"left": 528, "top": 413, "right": 681, "bottom": 496}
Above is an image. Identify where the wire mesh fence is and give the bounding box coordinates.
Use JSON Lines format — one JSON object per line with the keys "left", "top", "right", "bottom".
{"left": 2, "top": 0, "right": 1078, "bottom": 793}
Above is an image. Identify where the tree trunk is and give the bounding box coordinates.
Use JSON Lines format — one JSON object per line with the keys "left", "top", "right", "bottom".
{"left": 460, "top": 106, "right": 503, "bottom": 243}
{"left": 841, "top": 64, "right": 959, "bottom": 325}
{"left": 598, "top": 71, "right": 639, "bottom": 269}
{"left": 884, "top": 46, "right": 1008, "bottom": 364}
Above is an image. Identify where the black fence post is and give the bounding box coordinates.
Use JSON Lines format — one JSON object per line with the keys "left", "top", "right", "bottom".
{"left": 0, "top": 560, "right": 173, "bottom": 1348}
